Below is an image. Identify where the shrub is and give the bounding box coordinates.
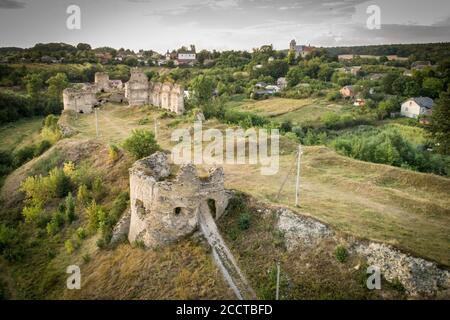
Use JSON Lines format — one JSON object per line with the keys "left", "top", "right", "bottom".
{"left": 63, "top": 161, "right": 76, "bottom": 179}
{"left": 77, "top": 184, "right": 90, "bottom": 205}
{"left": 34, "top": 140, "right": 52, "bottom": 157}
{"left": 41, "top": 115, "right": 61, "bottom": 143}
{"left": 46, "top": 210, "right": 65, "bottom": 235}
{"left": 82, "top": 254, "right": 91, "bottom": 263}
{"left": 330, "top": 127, "right": 450, "bottom": 176}
{"left": 122, "top": 129, "right": 159, "bottom": 160}
{"left": 335, "top": 245, "right": 348, "bottom": 263}
{"left": 91, "top": 177, "right": 104, "bottom": 201}
{"left": 47, "top": 167, "right": 71, "bottom": 198}
{"left": 0, "top": 224, "right": 23, "bottom": 262}
{"left": 13, "top": 145, "right": 36, "bottom": 167}
{"left": 22, "top": 204, "right": 43, "bottom": 223}
{"left": 0, "top": 224, "right": 16, "bottom": 254}
{"left": 65, "top": 192, "right": 76, "bottom": 223}
{"left": 76, "top": 227, "right": 86, "bottom": 240}
{"left": 108, "top": 144, "right": 120, "bottom": 162}
{"left": 108, "top": 192, "right": 129, "bottom": 227}
{"left": 238, "top": 212, "right": 251, "bottom": 230}
{"left": 86, "top": 200, "right": 107, "bottom": 231}
{"left": 0, "top": 151, "right": 13, "bottom": 176}
{"left": 65, "top": 239, "right": 75, "bottom": 254}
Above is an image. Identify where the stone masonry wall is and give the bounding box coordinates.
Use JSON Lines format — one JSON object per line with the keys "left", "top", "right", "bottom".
{"left": 127, "top": 152, "right": 229, "bottom": 248}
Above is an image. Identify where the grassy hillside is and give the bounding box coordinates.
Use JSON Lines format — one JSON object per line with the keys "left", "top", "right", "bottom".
{"left": 60, "top": 104, "right": 450, "bottom": 266}
{"left": 0, "top": 117, "right": 44, "bottom": 153}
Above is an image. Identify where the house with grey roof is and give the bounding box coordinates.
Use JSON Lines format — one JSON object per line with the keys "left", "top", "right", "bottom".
{"left": 401, "top": 97, "right": 434, "bottom": 119}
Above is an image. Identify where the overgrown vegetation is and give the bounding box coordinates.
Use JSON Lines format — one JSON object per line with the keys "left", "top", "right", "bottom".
{"left": 122, "top": 129, "right": 159, "bottom": 160}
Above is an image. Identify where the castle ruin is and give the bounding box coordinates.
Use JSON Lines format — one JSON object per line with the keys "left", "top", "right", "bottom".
{"left": 111, "top": 151, "right": 255, "bottom": 299}
{"left": 63, "top": 72, "right": 126, "bottom": 114}
{"left": 62, "top": 85, "right": 98, "bottom": 114}
{"left": 63, "top": 69, "right": 185, "bottom": 115}
{"left": 125, "top": 68, "right": 185, "bottom": 114}
{"left": 127, "top": 152, "right": 229, "bottom": 247}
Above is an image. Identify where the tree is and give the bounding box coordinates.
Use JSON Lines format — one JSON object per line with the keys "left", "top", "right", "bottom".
{"left": 422, "top": 77, "right": 444, "bottom": 98}
{"left": 76, "top": 43, "right": 91, "bottom": 51}
{"left": 46, "top": 73, "right": 69, "bottom": 102}
{"left": 191, "top": 75, "right": 215, "bottom": 105}
{"left": 23, "top": 73, "right": 43, "bottom": 100}
{"left": 429, "top": 91, "right": 450, "bottom": 155}
{"left": 123, "top": 129, "right": 160, "bottom": 160}
{"left": 287, "top": 50, "right": 296, "bottom": 65}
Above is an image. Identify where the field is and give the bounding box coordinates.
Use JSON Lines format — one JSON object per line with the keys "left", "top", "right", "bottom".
{"left": 0, "top": 117, "right": 44, "bottom": 152}
{"left": 59, "top": 103, "right": 450, "bottom": 266}
{"left": 228, "top": 97, "right": 343, "bottom": 126}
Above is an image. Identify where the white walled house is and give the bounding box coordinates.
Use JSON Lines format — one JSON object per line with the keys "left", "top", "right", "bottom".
{"left": 401, "top": 97, "right": 434, "bottom": 119}
{"left": 177, "top": 52, "right": 197, "bottom": 65}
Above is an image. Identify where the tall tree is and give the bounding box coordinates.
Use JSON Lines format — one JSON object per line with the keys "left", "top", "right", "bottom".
{"left": 23, "top": 73, "right": 43, "bottom": 100}
{"left": 429, "top": 91, "right": 450, "bottom": 155}
{"left": 46, "top": 73, "right": 69, "bottom": 102}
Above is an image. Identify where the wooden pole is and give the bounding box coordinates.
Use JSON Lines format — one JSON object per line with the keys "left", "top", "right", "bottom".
{"left": 275, "top": 262, "right": 280, "bottom": 300}
{"left": 295, "top": 144, "right": 302, "bottom": 207}
{"left": 154, "top": 117, "right": 158, "bottom": 140}
{"left": 95, "top": 108, "right": 99, "bottom": 137}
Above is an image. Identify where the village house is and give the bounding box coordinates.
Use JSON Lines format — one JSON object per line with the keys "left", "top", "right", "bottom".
{"left": 177, "top": 50, "right": 196, "bottom": 66}
{"left": 340, "top": 85, "right": 355, "bottom": 98}
{"left": 401, "top": 97, "right": 434, "bottom": 119}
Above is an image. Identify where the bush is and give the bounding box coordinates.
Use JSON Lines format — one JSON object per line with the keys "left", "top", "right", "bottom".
{"left": 238, "top": 212, "right": 251, "bottom": 230}
{"left": 76, "top": 227, "right": 86, "bottom": 240}
{"left": 47, "top": 168, "right": 71, "bottom": 198}
{"left": 0, "top": 224, "right": 23, "bottom": 262}
{"left": 13, "top": 145, "right": 36, "bottom": 167}
{"left": 122, "top": 129, "right": 160, "bottom": 160}
{"left": 65, "top": 192, "right": 76, "bottom": 223}
{"left": 335, "top": 245, "right": 348, "bottom": 263}
{"left": 86, "top": 200, "right": 107, "bottom": 231}
{"left": 330, "top": 127, "right": 450, "bottom": 176}
{"left": 92, "top": 177, "right": 104, "bottom": 201}
{"left": 46, "top": 207, "right": 66, "bottom": 235}
{"left": 22, "top": 204, "right": 43, "bottom": 223}
{"left": 34, "top": 140, "right": 52, "bottom": 157}
{"left": 108, "top": 144, "right": 120, "bottom": 162}
{"left": 65, "top": 239, "right": 75, "bottom": 254}
{"left": 77, "top": 184, "right": 90, "bottom": 205}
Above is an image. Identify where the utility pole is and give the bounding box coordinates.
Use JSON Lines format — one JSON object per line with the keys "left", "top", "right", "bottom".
{"left": 275, "top": 261, "right": 280, "bottom": 300}
{"left": 95, "top": 108, "right": 99, "bottom": 137}
{"left": 295, "top": 144, "right": 302, "bottom": 207}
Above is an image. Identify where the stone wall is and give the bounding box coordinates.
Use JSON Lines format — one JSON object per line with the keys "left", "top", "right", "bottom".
{"left": 127, "top": 152, "right": 229, "bottom": 248}
{"left": 63, "top": 72, "right": 126, "bottom": 113}
{"left": 95, "top": 72, "right": 110, "bottom": 92}
{"left": 62, "top": 86, "right": 98, "bottom": 114}
{"left": 125, "top": 68, "right": 185, "bottom": 114}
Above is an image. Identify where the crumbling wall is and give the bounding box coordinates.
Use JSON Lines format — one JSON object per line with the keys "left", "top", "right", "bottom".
{"left": 125, "top": 69, "right": 185, "bottom": 114}
{"left": 95, "top": 72, "right": 110, "bottom": 92}
{"left": 63, "top": 87, "right": 97, "bottom": 114}
{"left": 127, "top": 152, "right": 229, "bottom": 248}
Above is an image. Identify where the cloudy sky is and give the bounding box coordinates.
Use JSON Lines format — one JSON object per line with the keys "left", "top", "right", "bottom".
{"left": 0, "top": 0, "right": 450, "bottom": 52}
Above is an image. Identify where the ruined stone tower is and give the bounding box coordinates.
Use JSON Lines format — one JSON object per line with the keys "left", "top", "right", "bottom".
{"left": 62, "top": 85, "right": 98, "bottom": 114}
{"left": 127, "top": 152, "right": 229, "bottom": 247}
{"left": 94, "top": 72, "right": 110, "bottom": 92}
{"left": 125, "top": 68, "right": 185, "bottom": 114}
{"left": 124, "top": 69, "right": 149, "bottom": 107}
